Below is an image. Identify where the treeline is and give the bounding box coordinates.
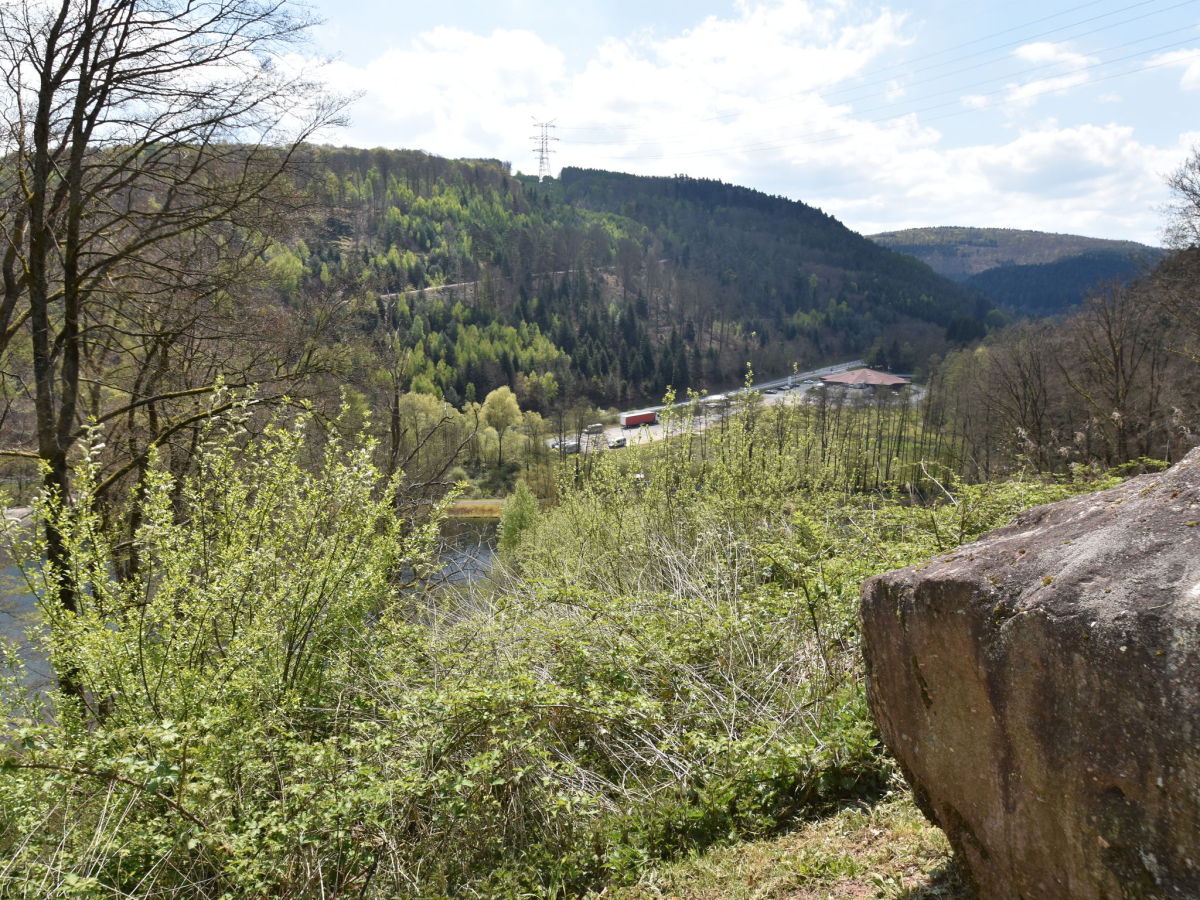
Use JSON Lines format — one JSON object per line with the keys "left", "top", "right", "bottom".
{"left": 927, "top": 246, "right": 1200, "bottom": 477}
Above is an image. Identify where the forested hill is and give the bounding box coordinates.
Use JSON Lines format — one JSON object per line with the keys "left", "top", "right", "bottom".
{"left": 281, "top": 148, "right": 988, "bottom": 409}
{"left": 962, "top": 250, "right": 1160, "bottom": 316}
{"left": 869, "top": 226, "right": 1158, "bottom": 278}
{"left": 558, "top": 167, "right": 988, "bottom": 338}
{"left": 869, "top": 226, "right": 1162, "bottom": 314}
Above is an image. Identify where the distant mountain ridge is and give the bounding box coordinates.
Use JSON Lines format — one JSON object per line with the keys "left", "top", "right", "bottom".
{"left": 869, "top": 226, "right": 1164, "bottom": 314}
{"left": 868, "top": 226, "right": 1160, "bottom": 279}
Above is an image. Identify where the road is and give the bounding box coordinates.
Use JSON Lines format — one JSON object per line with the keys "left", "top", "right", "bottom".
{"left": 379, "top": 268, "right": 608, "bottom": 302}
{"left": 556, "top": 359, "right": 868, "bottom": 453}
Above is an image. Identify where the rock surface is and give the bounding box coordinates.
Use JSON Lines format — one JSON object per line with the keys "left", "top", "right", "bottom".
{"left": 861, "top": 450, "right": 1200, "bottom": 899}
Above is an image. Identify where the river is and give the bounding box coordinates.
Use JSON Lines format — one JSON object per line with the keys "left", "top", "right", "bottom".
{"left": 0, "top": 560, "right": 52, "bottom": 691}
{"left": 438, "top": 517, "right": 498, "bottom": 584}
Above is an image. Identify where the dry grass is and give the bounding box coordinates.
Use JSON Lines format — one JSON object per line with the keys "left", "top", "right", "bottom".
{"left": 600, "top": 792, "right": 974, "bottom": 900}
{"left": 445, "top": 498, "right": 505, "bottom": 518}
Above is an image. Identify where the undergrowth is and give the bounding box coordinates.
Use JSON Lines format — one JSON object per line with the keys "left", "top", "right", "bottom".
{"left": 0, "top": 402, "right": 1115, "bottom": 897}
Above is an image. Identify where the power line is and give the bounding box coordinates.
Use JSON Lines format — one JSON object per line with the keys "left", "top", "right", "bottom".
{"left": 557, "top": 0, "right": 1195, "bottom": 147}
{"left": 609, "top": 36, "right": 1198, "bottom": 162}
{"left": 731, "top": 0, "right": 1192, "bottom": 125}
{"left": 731, "top": 0, "right": 1175, "bottom": 119}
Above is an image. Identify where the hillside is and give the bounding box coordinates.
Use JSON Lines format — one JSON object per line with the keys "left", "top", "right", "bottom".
{"left": 278, "top": 149, "right": 989, "bottom": 410}
{"left": 558, "top": 168, "right": 990, "bottom": 362}
{"left": 869, "top": 225, "right": 1163, "bottom": 315}
{"left": 869, "top": 226, "right": 1158, "bottom": 278}
{"left": 962, "top": 249, "right": 1158, "bottom": 315}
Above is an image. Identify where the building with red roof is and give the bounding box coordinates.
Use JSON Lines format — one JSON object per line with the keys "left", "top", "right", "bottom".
{"left": 820, "top": 368, "right": 911, "bottom": 388}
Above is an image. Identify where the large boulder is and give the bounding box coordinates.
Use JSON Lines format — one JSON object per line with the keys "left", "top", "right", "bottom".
{"left": 861, "top": 451, "right": 1200, "bottom": 899}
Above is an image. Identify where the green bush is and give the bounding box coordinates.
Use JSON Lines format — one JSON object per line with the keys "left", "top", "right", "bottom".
{"left": 0, "top": 404, "right": 1118, "bottom": 897}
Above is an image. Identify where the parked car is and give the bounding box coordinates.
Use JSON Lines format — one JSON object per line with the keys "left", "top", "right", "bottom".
{"left": 561, "top": 439, "right": 581, "bottom": 454}
{"left": 583, "top": 423, "right": 605, "bottom": 435}
{"left": 607, "top": 436, "right": 627, "bottom": 449}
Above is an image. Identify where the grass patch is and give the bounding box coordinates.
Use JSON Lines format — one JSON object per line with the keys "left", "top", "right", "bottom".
{"left": 601, "top": 792, "right": 973, "bottom": 900}
{"left": 445, "top": 498, "right": 505, "bottom": 517}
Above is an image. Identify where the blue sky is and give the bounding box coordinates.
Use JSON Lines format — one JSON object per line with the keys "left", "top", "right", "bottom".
{"left": 298, "top": 0, "right": 1200, "bottom": 244}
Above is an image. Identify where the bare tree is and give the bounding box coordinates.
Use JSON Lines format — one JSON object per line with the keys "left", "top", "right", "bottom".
{"left": 0, "top": 0, "right": 342, "bottom": 699}
{"left": 1165, "top": 146, "right": 1200, "bottom": 250}
{"left": 1156, "top": 148, "right": 1200, "bottom": 348}
{"left": 1145, "top": 247, "right": 1200, "bottom": 362}
{"left": 985, "top": 323, "right": 1062, "bottom": 471}
{"left": 1056, "top": 281, "right": 1171, "bottom": 465}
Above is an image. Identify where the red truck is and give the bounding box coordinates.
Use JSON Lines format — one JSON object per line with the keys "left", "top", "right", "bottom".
{"left": 620, "top": 409, "right": 657, "bottom": 428}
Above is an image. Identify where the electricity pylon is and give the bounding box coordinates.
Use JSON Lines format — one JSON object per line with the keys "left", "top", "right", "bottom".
{"left": 530, "top": 118, "right": 558, "bottom": 181}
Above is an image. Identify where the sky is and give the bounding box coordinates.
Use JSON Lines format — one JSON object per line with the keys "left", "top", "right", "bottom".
{"left": 296, "top": 0, "right": 1200, "bottom": 244}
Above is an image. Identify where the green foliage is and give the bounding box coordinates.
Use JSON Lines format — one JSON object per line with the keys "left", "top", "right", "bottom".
{"left": 0, "top": 400, "right": 1120, "bottom": 898}
{"left": 39, "top": 418, "right": 438, "bottom": 725}
{"left": 263, "top": 241, "right": 308, "bottom": 295}
{"left": 497, "top": 479, "right": 539, "bottom": 558}
{"left": 1, "top": 416, "right": 445, "bottom": 896}
{"left": 482, "top": 385, "right": 522, "bottom": 467}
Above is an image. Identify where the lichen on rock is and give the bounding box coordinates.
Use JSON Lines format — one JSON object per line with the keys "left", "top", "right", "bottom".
{"left": 861, "top": 448, "right": 1200, "bottom": 899}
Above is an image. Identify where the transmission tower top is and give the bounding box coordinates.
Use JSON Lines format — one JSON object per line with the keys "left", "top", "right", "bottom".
{"left": 530, "top": 118, "right": 559, "bottom": 181}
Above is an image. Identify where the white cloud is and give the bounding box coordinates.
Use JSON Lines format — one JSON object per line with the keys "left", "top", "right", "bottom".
{"left": 315, "top": 27, "right": 566, "bottom": 157}
{"left": 1004, "top": 43, "right": 1096, "bottom": 108}
{"left": 1149, "top": 48, "right": 1200, "bottom": 91}
{"left": 304, "top": 2, "right": 1196, "bottom": 244}
{"left": 1013, "top": 42, "right": 1092, "bottom": 67}
{"left": 317, "top": 0, "right": 915, "bottom": 184}
{"left": 836, "top": 124, "right": 1190, "bottom": 243}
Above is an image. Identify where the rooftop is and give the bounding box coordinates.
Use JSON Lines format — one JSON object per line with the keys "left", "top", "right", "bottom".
{"left": 820, "top": 368, "right": 911, "bottom": 387}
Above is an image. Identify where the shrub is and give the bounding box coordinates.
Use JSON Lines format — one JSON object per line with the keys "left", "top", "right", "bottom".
{"left": 0, "top": 403, "right": 1117, "bottom": 897}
